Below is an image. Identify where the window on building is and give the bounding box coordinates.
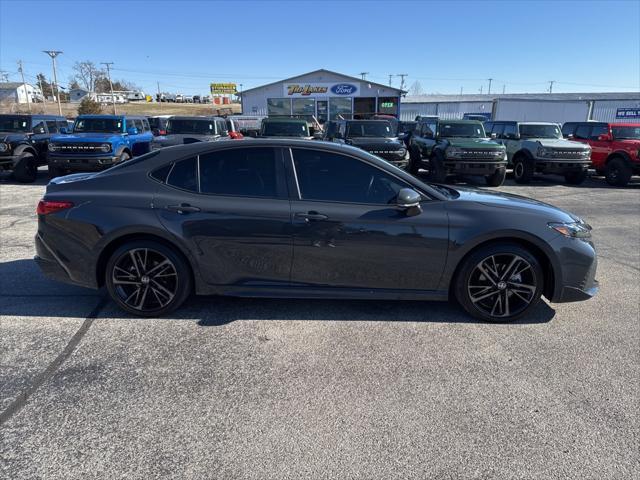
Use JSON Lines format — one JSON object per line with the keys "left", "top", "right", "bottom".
{"left": 329, "top": 97, "right": 352, "bottom": 120}
{"left": 292, "top": 98, "right": 315, "bottom": 116}
{"left": 292, "top": 148, "right": 410, "bottom": 204}
{"left": 199, "top": 147, "right": 278, "bottom": 198}
{"left": 267, "top": 98, "right": 291, "bottom": 116}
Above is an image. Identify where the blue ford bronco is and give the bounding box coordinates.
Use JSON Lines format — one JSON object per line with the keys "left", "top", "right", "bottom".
{"left": 0, "top": 114, "right": 67, "bottom": 182}
{"left": 47, "top": 115, "right": 153, "bottom": 177}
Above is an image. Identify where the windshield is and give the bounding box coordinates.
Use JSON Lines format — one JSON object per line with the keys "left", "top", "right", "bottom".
{"left": 519, "top": 124, "right": 561, "bottom": 139}
{"left": 439, "top": 122, "right": 485, "bottom": 138}
{"left": 346, "top": 121, "right": 393, "bottom": 138}
{"left": 262, "top": 122, "right": 309, "bottom": 137}
{"left": 0, "top": 116, "right": 30, "bottom": 132}
{"left": 612, "top": 126, "right": 640, "bottom": 140}
{"left": 167, "top": 119, "right": 215, "bottom": 135}
{"left": 74, "top": 118, "right": 123, "bottom": 134}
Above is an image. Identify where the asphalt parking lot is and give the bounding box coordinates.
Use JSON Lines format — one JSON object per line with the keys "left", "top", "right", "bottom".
{"left": 1, "top": 169, "right": 638, "bottom": 479}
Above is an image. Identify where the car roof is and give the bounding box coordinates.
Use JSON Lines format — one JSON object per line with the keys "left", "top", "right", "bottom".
{"left": 439, "top": 119, "right": 483, "bottom": 124}
{"left": 0, "top": 113, "right": 64, "bottom": 119}
{"left": 610, "top": 122, "right": 640, "bottom": 127}
{"left": 168, "top": 116, "right": 223, "bottom": 121}
{"left": 345, "top": 119, "right": 390, "bottom": 123}
{"left": 517, "top": 122, "right": 559, "bottom": 125}
{"left": 262, "top": 117, "right": 307, "bottom": 123}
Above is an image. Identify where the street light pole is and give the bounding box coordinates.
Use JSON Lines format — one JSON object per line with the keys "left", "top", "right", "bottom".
{"left": 43, "top": 50, "right": 63, "bottom": 115}
{"left": 17, "top": 60, "right": 32, "bottom": 113}
{"left": 101, "top": 62, "right": 116, "bottom": 114}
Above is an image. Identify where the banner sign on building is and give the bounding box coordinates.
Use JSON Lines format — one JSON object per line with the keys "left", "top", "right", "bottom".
{"left": 616, "top": 108, "right": 640, "bottom": 119}
{"left": 210, "top": 83, "right": 237, "bottom": 94}
{"left": 284, "top": 82, "right": 359, "bottom": 97}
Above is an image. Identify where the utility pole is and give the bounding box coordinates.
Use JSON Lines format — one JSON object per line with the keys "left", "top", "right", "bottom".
{"left": 101, "top": 62, "right": 116, "bottom": 114}
{"left": 460, "top": 86, "right": 463, "bottom": 96}
{"left": 157, "top": 81, "right": 161, "bottom": 103}
{"left": 239, "top": 83, "right": 243, "bottom": 112}
{"left": 487, "top": 78, "right": 493, "bottom": 94}
{"left": 388, "top": 74, "right": 393, "bottom": 87}
{"left": 548, "top": 80, "right": 555, "bottom": 93}
{"left": 396, "top": 73, "right": 408, "bottom": 92}
{"left": 17, "top": 60, "right": 31, "bottom": 113}
{"left": 359, "top": 72, "right": 369, "bottom": 80}
{"left": 479, "top": 85, "right": 483, "bottom": 94}
{"left": 43, "top": 50, "right": 63, "bottom": 115}
{"left": 502, "top": 84, "right": 506, "bottom": 94}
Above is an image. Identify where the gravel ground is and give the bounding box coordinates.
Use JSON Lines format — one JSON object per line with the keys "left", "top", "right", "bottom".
{"left": 1, "top": 169, "right": 638, "bottom": 479}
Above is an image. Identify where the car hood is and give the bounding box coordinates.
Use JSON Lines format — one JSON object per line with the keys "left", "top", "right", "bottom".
{"left": 347, "top": 137, "right": 404, "bottom": 150}
{"left": 154, "top": 134, "right": 217, "bottom": 146}
{"left": 0, "top": 132, "right": 29, "bottom": 142}
{"left": 51, "top": 132, "right": 123, "bottom": 143}
{"left": 452, "top": 186, "right": 580, "bottom": 223}
{"left": 528, "top": 138, "right": 589, "bottom": 149}
{"left": 445, "top": 138, "right": 504, "bottom": 149}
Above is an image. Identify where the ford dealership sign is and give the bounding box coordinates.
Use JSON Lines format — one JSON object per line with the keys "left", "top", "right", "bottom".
{"left": 331, "top": 83, "right": 358, "bottom": 95}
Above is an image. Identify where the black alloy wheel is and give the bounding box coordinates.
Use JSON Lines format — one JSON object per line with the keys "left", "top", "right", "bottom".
{"left": 106, "top": 241, "right": 191, "bottom": 316}
{"left": 605, "top": 157, "right": 632, "bottom": 187}
{"left": 513, "top": 157, "right": 534, "bottom": 184}
{"left": 13, "top": 152, "right": 37, "bottom": 183}
{"left": 456, "top": 244, "right": 543, "bottom": 322}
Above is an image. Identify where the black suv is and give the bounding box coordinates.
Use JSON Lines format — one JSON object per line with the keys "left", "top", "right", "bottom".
{"left": 324, "top": 119, "right": 409, "bottom": 169}
{"left": 407, "top": 118, "right": 507, "bottom": 186}
{"left": 0, "top": 114, "right": 68, "bottom": 182}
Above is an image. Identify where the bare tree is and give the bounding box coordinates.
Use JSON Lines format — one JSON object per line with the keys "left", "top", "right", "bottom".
{"left": 71, "top": 61, "right": 104, "bottom": 92}
{"left": 408, "top": 81, "right": 424, "bottom": 96}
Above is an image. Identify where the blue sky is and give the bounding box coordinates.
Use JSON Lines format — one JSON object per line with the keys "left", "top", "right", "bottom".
{"left": 1, "top": 0, "right": 638, "bottom": 96}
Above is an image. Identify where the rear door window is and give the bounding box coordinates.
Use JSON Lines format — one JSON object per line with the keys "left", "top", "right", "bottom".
{"left": 503, "top": 123, "right": 517, "bottom": 138}
{"left": 46, "top": 120, "right": 58, "bottom": 133}
{"left": 199, "top": 147, "right": 278, "bottom": 198}
{"left": 589, "top": 125, "right": 608, "bottom": 140}
{"left": 574, "top": 125, "right": 591, "bottom": 140}
{"left": 166, "top": 157, "right": 198, "bottom": 192}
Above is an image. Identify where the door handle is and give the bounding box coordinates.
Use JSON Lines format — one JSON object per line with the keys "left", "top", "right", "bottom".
{"left": 166, "top": 203, "right": 201, "bottom": 214}
{"left": 295, "top": 212, "right": 328, "bottom": 221}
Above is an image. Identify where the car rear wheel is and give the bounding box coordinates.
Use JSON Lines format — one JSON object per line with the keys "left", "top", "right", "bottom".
{"left": 564, "top": 169, "right": 588, "bottom": 185}
{"left": 13, "top": 152, "right": 37, "bottom": 183}
{"left": 455, "top": 243, "right": 544, "bottom": 322}
{"left": 513, "top": 157, "right": 534, "bottom": 184}
{"left": 605, "top": 157, "right": 632, "bottom": 187}
{"left": 105, "top": 240, "right": 192, "bottom": 317}
{"left": 485, "top": 167, "right": 506, "bottom": 187}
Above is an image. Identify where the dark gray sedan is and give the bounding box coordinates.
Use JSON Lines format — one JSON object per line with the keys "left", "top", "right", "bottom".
{"left": 35, "top": 139, "right": 598, "bottom": 322}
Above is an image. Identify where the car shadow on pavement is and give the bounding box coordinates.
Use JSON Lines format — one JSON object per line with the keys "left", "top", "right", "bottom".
{"left": 189, "top": 295, "right": 556, "bottom": 327}
{"left": 0, "top": 169, "right": 50, "bottom": 186}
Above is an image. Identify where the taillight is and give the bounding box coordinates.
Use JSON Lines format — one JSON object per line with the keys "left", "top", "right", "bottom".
{"left": 36, "top": 200, "right": 74, "bottom": 215}
{"left": 159, "top": 129, "right": 167, "bottom": 135}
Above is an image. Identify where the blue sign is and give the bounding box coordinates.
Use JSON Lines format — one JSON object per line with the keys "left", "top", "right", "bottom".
{"left": 616, "top": 108, "right": 640, "bottom": 119}
{"left": 331, "top": 83, "right": 358, "bottom": 95}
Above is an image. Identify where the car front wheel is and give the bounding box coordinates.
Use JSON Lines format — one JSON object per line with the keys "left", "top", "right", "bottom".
{"left": 605, "top": 157, "right": 632, "bottom": 187}
{"left": 513, "top": 157, "right": 534, "bottom": 184}
{"left": 13, "top": 152, "right": 37, "bottom": 183}
{"left": 455, "top": 243, "right": 544, "bottom": 322}
{"left": 105, "top": 240, "right": 192, "bottom": 317}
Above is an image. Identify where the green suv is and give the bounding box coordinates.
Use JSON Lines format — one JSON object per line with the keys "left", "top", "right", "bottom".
{"left": 408, "top": 119, "right": 507, "bottom": 186}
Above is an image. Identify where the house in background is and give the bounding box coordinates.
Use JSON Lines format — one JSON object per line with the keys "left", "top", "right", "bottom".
{"left": 0, "top": 82, "right": 44, "bottom": 103}
{"left": 69, "top": 88, "right": 92, "bottom": 103}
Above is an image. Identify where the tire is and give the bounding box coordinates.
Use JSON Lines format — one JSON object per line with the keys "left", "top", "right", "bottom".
{"left": 428, "top": 153, "right": 447, "bottom": 183}
{"left": 485, "top": 167, "right": 507, "bottom": 187}
{"left": 105, "top": 240, "right": 192, "bottom": 317}
{"left": 564, "top": 169, "right": 588, "bottom": 185}
{"left": 408, "top": 146, "right": 421, "bottom": 175}
{"left": 605, "top": 157, "right": 632, "bottom": 187}
{"left": 513, "top": 156, "right": 534, "bottom": 184}
{"left": 13, "top": 152, "right": 37, "bottom": 183}
{"left": 117, "top": 151, "right": 131, "bottom": 165}
{"left": 48, "top": 164, "right": 66, "bottom": 179}
{"left": 454, "top": 243, "right": 544, "bottom": 323}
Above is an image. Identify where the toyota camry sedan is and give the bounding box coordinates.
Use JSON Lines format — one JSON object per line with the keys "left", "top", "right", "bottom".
{"left": 35, "top": 139, "right": 598, "bottom": 322}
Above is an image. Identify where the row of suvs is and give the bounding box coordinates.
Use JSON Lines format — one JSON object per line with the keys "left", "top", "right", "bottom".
{"left": 0, "top": 113, "right": 638, "bottom": 187}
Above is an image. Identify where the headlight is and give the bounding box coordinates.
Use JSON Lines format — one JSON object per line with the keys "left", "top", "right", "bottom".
{"left": 537, "top": 146, "right": 553, "bottom": 158}
{"left": 548, "top": 221, "right": 592, "bottom": 239}
{"left": 100, "top": 143, "right": 111, "bottom": 153}
{"left": 48, "top": 143, "right": 59, "bottom": 152}
{"left": 445, "top": 146, "right": 463, "bottom": 159}
{"left": 0, "top": 142, "right": 9, "bottom": 153}
{"left": 397, "top": 148, "right": 407, "bottom": 157}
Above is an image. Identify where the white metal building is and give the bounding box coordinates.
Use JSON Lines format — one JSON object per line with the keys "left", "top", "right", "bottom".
{"left": 0, "top": 82, "right": 44, "bottom": 104}
{"left": 240, "top": 69, "right": 405, "bottom": 123}
{"left": 400, "top": 92, "right": 640, "bottom": 124}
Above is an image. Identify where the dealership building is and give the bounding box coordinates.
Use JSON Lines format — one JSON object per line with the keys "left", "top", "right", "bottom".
{"left": 240, "top": 69, "right": 404, "bottom": 122}
{"left": 400, "top": 92, "right": 640, "bottom": 124}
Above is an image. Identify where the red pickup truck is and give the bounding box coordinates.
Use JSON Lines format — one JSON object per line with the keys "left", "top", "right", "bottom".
{"left": 562, "top": 121, "right": 640, "bottom": 186}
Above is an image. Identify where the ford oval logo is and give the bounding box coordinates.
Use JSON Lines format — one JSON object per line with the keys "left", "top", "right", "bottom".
{"left": 331, "top": 83, "right": 357, "bottom": 95}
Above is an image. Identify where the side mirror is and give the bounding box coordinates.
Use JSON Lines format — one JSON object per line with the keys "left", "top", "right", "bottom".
{"left": 598, "top": 134, "right": 612, "bottom": 141}
{"left": 490, "top": 132, "right": 497, "bottom": 139}
{"left": 312, "top": 131, "right": 323, "bottom": 140}
{"left": 59, "top": 127, "right": 68, "bottom": 134}
{"left": 397, "top": 188, "right": 422, "bottom": 211}
{"left": 127, "top": 127, "right": 139, "bottom": 135}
